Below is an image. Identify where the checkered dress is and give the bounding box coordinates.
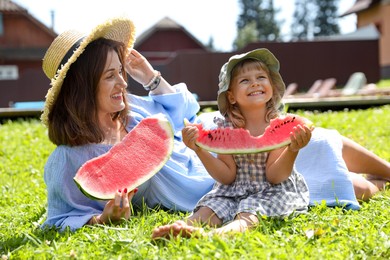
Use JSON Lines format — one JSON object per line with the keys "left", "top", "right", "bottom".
{"left": 194, "top": 118, "right": 309, "bottom": 223}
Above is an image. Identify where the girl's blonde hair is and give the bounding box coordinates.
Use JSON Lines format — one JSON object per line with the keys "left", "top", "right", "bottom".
{"left": 224, "top": 59, "right": 283, "bottom": 128}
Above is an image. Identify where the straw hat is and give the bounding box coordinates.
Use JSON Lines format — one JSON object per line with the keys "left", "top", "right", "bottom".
{"left": 41, "top": 17, "right": 136, "bottom": 126}
{"left": 217, "top": 48, "right": 285, "bottom": 116}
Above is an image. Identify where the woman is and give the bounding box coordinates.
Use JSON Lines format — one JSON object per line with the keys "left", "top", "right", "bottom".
{"left": 41, "top": 17, "right": 214, "bottom": 231}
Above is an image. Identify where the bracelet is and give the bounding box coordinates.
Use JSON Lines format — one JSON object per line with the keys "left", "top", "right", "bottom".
{"left": 143, "top": 71, "right": 161, "bottom": 91}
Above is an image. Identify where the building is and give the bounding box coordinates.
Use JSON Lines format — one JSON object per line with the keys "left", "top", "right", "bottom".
{"left": 0, "top": 0, "right": 56, "bottom": 108}
{"left": 128, "top": 16, "right": 210, "bottom": 97}
{"left": 135, "top": 16, "right": 208, "bottom": 63}
{"left": 341, "top": 0, "right": 390, "bottom": 78}
{"left": 0, "top": 0, "right": 383, "bottom": 110}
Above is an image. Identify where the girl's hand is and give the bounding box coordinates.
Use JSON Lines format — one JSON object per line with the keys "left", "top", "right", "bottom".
{"left": 182, "top": 125, "right": 201, "bottom": 152}
{"left": 288, "top": 124, "right": 313, "bottom": 153}
{"left": 125, "top": 49, "right": 155, "bottom": 86}
{"left": 95, "top": 188, "right": 137, "bottom": 224}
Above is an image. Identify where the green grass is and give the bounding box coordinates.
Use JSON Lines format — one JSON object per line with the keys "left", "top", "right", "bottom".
{"left": 1, "top": 106, "right": 390, "bottom": 259}
{"left": 377, "top": 79, "right": 390, "bottom": 88}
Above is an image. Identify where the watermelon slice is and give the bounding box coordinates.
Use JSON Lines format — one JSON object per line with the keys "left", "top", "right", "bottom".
{"left": 74, "top": 114, "right": 174, "bottom": 200}
{"left": 190, "top": 114, "right": 313, "bottom": 154}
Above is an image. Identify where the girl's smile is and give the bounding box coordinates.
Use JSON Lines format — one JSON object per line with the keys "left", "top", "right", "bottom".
{"left": 248, "top": 90, "right": 266, "bottom": 96}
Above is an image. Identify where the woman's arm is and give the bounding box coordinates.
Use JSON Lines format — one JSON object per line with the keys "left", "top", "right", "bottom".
{"left": 43, "top": 151, "right": 103, "bottom": 231}
{"left": 43, "top": 146, "right": 134, "bottom": 231}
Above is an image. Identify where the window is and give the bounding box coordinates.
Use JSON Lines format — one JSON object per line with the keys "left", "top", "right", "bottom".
{"left": 0, "top": 13, "right": 3, "bottom": 36}
{"left": 0, "top": 65, "right": 19, "bottom": 80}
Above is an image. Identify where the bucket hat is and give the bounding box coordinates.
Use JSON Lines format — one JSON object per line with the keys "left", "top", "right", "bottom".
{"left": 41, "top": 17, "right": 136, "bottom": 126}
{"left": 217, "top": 48, "right": 285, "bottom": 115}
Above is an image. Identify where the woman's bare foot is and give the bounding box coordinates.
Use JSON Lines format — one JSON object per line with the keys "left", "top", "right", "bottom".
{"left": 151, "top": 220, "right": 205, "bottom": 239}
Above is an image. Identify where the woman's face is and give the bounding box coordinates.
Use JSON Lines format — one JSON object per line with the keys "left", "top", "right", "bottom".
{"left": 97, "top": 49, "right": 127, "bottom": 116}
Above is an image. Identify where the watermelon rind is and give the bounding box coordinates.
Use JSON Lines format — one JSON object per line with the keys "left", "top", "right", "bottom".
{"left": 73, "top": 113, "right": 174, "bottom": 200}
{"left": 196, "top": 139, "right": 292, "bottom": 154}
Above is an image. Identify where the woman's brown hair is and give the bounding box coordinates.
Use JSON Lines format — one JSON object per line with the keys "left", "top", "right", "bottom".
{"left": 47, "top": 38, "right": 130, "bottom": 146}
{"left": 224, "top": 59, "right": 283, "bottom": 128}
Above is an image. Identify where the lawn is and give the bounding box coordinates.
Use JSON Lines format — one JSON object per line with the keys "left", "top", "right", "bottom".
{"left": 1, "top": 106, "right": 389, "bottom": 259}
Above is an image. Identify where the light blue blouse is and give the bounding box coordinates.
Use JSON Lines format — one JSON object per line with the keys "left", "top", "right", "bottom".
{"left": 42, "top": 84, "right": 215, "bottom": 231}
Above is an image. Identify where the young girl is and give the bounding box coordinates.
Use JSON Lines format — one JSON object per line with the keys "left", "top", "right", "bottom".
{"left": 152, "top": 48, "right": 313, "bottom": 238}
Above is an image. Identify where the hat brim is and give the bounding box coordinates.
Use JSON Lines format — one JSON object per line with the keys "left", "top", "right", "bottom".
{"left": 41, "top": 17, "right": 136, "bottom": 126}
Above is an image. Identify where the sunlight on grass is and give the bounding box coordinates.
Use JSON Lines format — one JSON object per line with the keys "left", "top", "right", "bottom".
{"left": 377, "top": 79, "right": 390, "bottom": 88}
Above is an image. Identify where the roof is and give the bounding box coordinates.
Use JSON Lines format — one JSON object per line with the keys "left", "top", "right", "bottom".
{"left": 134, "top": 16, "right": 206, "bottom": 50}
{"left": 0, "top": 0, "right": 25, "bottom": 12}
{"left": 317, "top": 24, "right": 380, "bottom": 41}
{"left": 340, "top": 0, "right": 382, "bottom": 16}
{"left": 0, "top": 0, "right": 57, "bottom": 38}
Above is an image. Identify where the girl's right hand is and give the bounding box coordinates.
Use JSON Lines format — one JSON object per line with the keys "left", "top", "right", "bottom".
{"left": 93, "top": 188, "right": 137, "bottom": 225}
{"left": 182, "top": 125, "right": 201, "bottom": 152}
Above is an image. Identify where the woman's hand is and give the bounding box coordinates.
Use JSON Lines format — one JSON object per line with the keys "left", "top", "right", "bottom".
{"left": 125, "top": 48, "right": 175, "bottom": 94}
{"left": 125, "top": 49, "right": 155, "bottom": 85}
{"left": 288, "top": 124, "right": 313, "bottom": 152}
{"left": 89, "top": 188, "right": 137, "bottom": 225}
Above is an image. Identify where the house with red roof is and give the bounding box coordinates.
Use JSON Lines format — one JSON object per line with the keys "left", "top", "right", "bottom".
{"left": 0, "top": 0, "right": 56, "bottom": 108}
{"left": 341, "top": 0, "right": 390, "bottom": 77}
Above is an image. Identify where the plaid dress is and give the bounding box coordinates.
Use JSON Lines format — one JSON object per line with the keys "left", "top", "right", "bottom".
{"left": 194, "top": 118, "right": 309, "bottom": 223}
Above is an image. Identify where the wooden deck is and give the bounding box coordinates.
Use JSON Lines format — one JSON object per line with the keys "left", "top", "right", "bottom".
{"left": 1, "top": 95, "right": 390, "bottom": 120}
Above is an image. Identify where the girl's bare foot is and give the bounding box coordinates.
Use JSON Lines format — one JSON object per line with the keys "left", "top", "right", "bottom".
{"left": 151, "top": 220, "right": 205, "bottom": 239}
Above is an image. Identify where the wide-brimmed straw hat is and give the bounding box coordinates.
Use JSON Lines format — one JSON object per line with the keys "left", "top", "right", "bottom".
{"left": 41, "top": 17, "right": 136, "bottom": 126}
{"left": 217, "top": 48, "right": 286, "bottom": 116}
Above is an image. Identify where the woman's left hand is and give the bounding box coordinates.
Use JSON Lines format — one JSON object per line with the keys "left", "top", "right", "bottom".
{"left": 99, "top": 188, "right": 137, "bottom": 224}
{"left": 125, "top": 49, "right": 156, "bottom": 85}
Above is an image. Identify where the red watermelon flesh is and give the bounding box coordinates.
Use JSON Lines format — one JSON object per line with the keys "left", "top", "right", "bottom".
{"left": 193, "top": 114, "right": 313, "bottom": 154}
{"left": 74, "top": 114, "right": 174, "bottom": 200}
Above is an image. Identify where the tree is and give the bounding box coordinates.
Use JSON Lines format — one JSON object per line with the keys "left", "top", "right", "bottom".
{"left": 290, "top": 0, "right": 316, "bottom": 40}
{"left": 206, "top": 36, "right": 215, "bottom": 51}
{"left": 234, "top": 22, "right": 259, "bottom": 50}
{"left": 234, "top": 0, "right": 282, "bottom": 49}
{"left": 313, "top": 0, "right": 340, "bottom": 37}
{"left": 261, "top": 0, "right": 281, "bottom": 41}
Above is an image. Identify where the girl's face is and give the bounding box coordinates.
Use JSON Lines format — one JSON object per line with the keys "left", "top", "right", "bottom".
{"left": 96, "top": 49, "right": 127, "bottom": 116}
{"left": 227, "top": 61, "right": 273, "bottom": 111}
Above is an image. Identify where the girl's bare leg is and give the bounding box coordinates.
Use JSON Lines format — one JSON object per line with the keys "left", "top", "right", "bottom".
{"left": 151, "top": 211, "right": 258, "bottom": 239}
{"left": 212, "top": 212, "right": 259, "bottom": 235}
{"left": 151, "top": 207, "right": 221, "bottom": 239}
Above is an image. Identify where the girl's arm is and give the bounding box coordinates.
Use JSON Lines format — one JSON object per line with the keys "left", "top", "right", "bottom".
{"left": 182, "top": 125, "right": 237, "bottom": 185}
{"left": 266, "top": 125, "right": 312, "bottom": 184}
